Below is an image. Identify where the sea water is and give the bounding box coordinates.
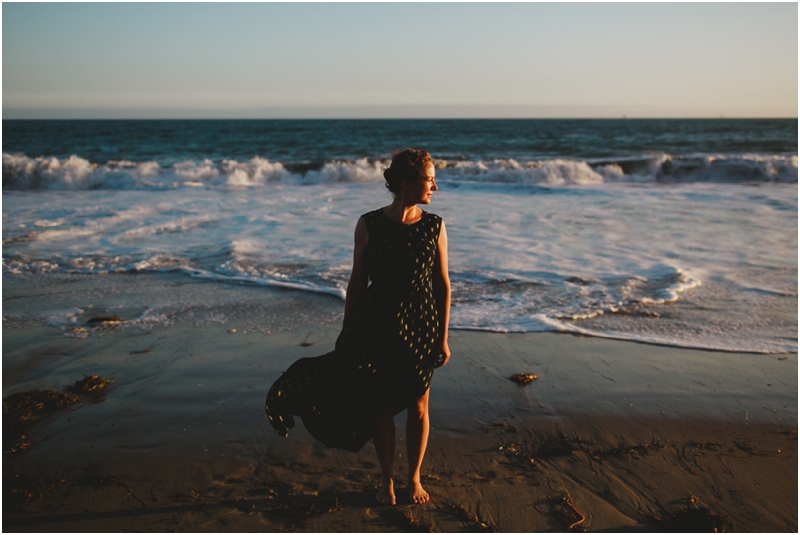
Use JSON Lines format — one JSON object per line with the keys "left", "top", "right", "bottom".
{"left": 3, "top": 119, "right": 797, "bottom": 353}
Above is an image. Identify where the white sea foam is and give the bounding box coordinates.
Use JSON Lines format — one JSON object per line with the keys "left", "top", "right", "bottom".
{"left": 189, "top": 268, "right": 347, "bottom": 299}
{"left": 638, "top": 269, "right": 702, "bottom": 305}
{"left": 2, "top": 177, "right": 796, "bottom": 353}
{"left": 42, "top": 308, "right": 85, "bottom": 327}
{"left": 119, "top": 215, "right": 217, "bottom": 240}
{"left": 3, "top": 254, "right": 60, "bottom": 274}
{"left": 3, "top": 153, "right": 163, "bottom": 189}
{"left": 221, "top": 157, "right": 290, "bottom": 186}
{"left": 4, "top": 152, "right": 796, "bottom": 190}
{"left": 442, "top": 158, "right": 605, "bottom": 185}
{"left": 27, "top": 228, "right": 98, "bottom": 243}
{"left": 655, "top": 153, "right": 798, "bottom": 183}
{"left": 131, "top": 255, "right": 190, "bottom": 271}
{"left": 41, "top": 305, "right": 174, "bottom": 336}
{"left": 304, "top": 158, "right": 388, "bottom": 184}
{"left": 34, "top": 218, "right": 67, "bottom": 228}
{"left": 174, "top": 159, "right": 219, "bottom": 182}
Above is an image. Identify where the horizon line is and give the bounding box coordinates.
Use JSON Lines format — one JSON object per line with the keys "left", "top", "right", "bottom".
{"left": 3, "top": 104, "right": 796, "bottom": 121}
{"left": 4, "top": 118, "right": 798, "bottom": 121}
{"left": 3, "top": 114, "right": 797, "bottom": 121}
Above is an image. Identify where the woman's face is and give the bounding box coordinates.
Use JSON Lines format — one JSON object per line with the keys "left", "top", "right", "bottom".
{"left": 405, "top": 162, "right": 437, "bottom": 205}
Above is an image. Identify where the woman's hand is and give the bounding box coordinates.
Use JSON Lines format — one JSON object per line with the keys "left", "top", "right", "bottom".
{"left": 434, "top": 339, "right": 451, "bottom": 368}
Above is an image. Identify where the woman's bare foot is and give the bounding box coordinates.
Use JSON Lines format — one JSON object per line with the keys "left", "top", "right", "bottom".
{"left": 376, "top": 477, "right": 396, "bottom": 505}
{"left": 409, "top": 480, "right": 430, "bottom": 504}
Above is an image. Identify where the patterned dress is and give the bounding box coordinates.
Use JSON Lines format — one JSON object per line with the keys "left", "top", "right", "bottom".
{"left": 265, "top": 208, "right": 443, "bottom": 452}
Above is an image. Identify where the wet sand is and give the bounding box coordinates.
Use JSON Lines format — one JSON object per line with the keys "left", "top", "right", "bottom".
{"left": 3, "top": 274, "right": 797, "bottom": 532}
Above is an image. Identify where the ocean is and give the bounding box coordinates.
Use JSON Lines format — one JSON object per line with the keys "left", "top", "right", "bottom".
{"left": 2, "top": 119, "right": 797, "bottom": 353}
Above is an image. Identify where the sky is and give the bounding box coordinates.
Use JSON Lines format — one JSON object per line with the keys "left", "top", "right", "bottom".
{"left": 2, "top": 2, "right": 797, "bottom": 119}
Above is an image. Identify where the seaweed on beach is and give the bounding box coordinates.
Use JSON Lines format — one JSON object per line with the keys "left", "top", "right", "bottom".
{"left": 3, "top": 390, "right": 79, "bottom": 429}
{"left": 498, "top": 441, "right": 523, "bottom": 455}
{"left": 3, "top": 375, "right": 115, "bottom": 454}
{"left": 2, "top": 389, "right": 79, "bottom": 453}
{"left": 86, "top": 315, "right": 125, "bottom": 324}
{"left": 651, "top": 496, "right": 729, "bottom": 532}
{"left": 507, "top": 373, "right": 538, "bottom": 386}
{"left": 66, "top": 374, "right": 116, "bottom": 395}
{"left": 549, "top": 491, "right": 587, "bottom": 532}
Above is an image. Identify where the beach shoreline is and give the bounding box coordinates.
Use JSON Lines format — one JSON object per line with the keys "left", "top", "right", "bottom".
{"left": 3, "top": 273, "right": 796, "bottom": 532}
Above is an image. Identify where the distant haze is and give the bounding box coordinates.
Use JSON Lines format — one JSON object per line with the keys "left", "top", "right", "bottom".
{"left": 3, "top": 3, "right": 797, "bottom": 119}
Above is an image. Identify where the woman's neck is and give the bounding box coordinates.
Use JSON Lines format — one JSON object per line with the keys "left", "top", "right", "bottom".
{"left": 384, "top": 198, "right": 422, "bottom": 224}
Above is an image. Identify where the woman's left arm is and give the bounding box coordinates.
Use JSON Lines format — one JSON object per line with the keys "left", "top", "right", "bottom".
{"left": 432, "top": 221, "right": 451, "bottom": 367}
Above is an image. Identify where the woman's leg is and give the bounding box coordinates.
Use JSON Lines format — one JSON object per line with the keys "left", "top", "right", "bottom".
{"left": 374, "top": 405, "right": 396, "bottom": 505}
{"left": 406, "top": 389, "right": 430, "bottom": 504}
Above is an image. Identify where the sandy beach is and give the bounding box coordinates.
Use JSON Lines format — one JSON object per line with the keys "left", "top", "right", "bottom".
{"left": 3, "top": 273, "right": 797, "bottom": 532}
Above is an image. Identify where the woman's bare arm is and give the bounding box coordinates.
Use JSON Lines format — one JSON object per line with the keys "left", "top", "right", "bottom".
{"left": 432, "top": 221, "right": 451, "bottom": 367}
{"left": 343, "top": 216, "right": 369, "bottom": 329}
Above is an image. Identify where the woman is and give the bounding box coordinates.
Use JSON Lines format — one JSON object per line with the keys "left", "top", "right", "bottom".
{"left": 266, "top": 149, "right": 451, "bottom": 506}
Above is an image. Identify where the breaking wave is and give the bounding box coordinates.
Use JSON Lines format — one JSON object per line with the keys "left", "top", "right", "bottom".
{"left": 3, "top": 152, "right": 796, "bottom": 190}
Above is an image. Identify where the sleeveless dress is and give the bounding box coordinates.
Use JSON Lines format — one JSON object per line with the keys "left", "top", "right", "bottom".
{"left": 265, "top": 208, "right": 443, "bottom": 453}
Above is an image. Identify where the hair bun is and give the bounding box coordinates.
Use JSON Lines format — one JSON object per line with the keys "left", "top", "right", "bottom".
{"left": 383, "top": 149, "right": 431, "bottom": 194}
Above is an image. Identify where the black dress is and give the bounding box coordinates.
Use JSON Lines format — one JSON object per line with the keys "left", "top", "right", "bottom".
{"left": 265, "top": 208, "right": 443, "bottom": 453}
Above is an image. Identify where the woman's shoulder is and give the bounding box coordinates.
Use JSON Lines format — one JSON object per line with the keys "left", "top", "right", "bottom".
{"left": 423, "top": 210, "right": 442, "bottom": 222}
{"left": 359, "top": 208, "right": 442, "bottom": 227}
{"left": 360, "top": 208, "right": 385, "bottom": 225}
{"left": 421, "top": 210, "right": 443, "bottom": 227}
{"left": 361, "top": 208, "right": 383, "bottom": 218}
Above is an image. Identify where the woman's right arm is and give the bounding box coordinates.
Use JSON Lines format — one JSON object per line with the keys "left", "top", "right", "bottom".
{"left": 343, "top": 216, "right": 369, "bottom": 329}
{"left": 432, "top": 221, "right": 451, "bottom": 367}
